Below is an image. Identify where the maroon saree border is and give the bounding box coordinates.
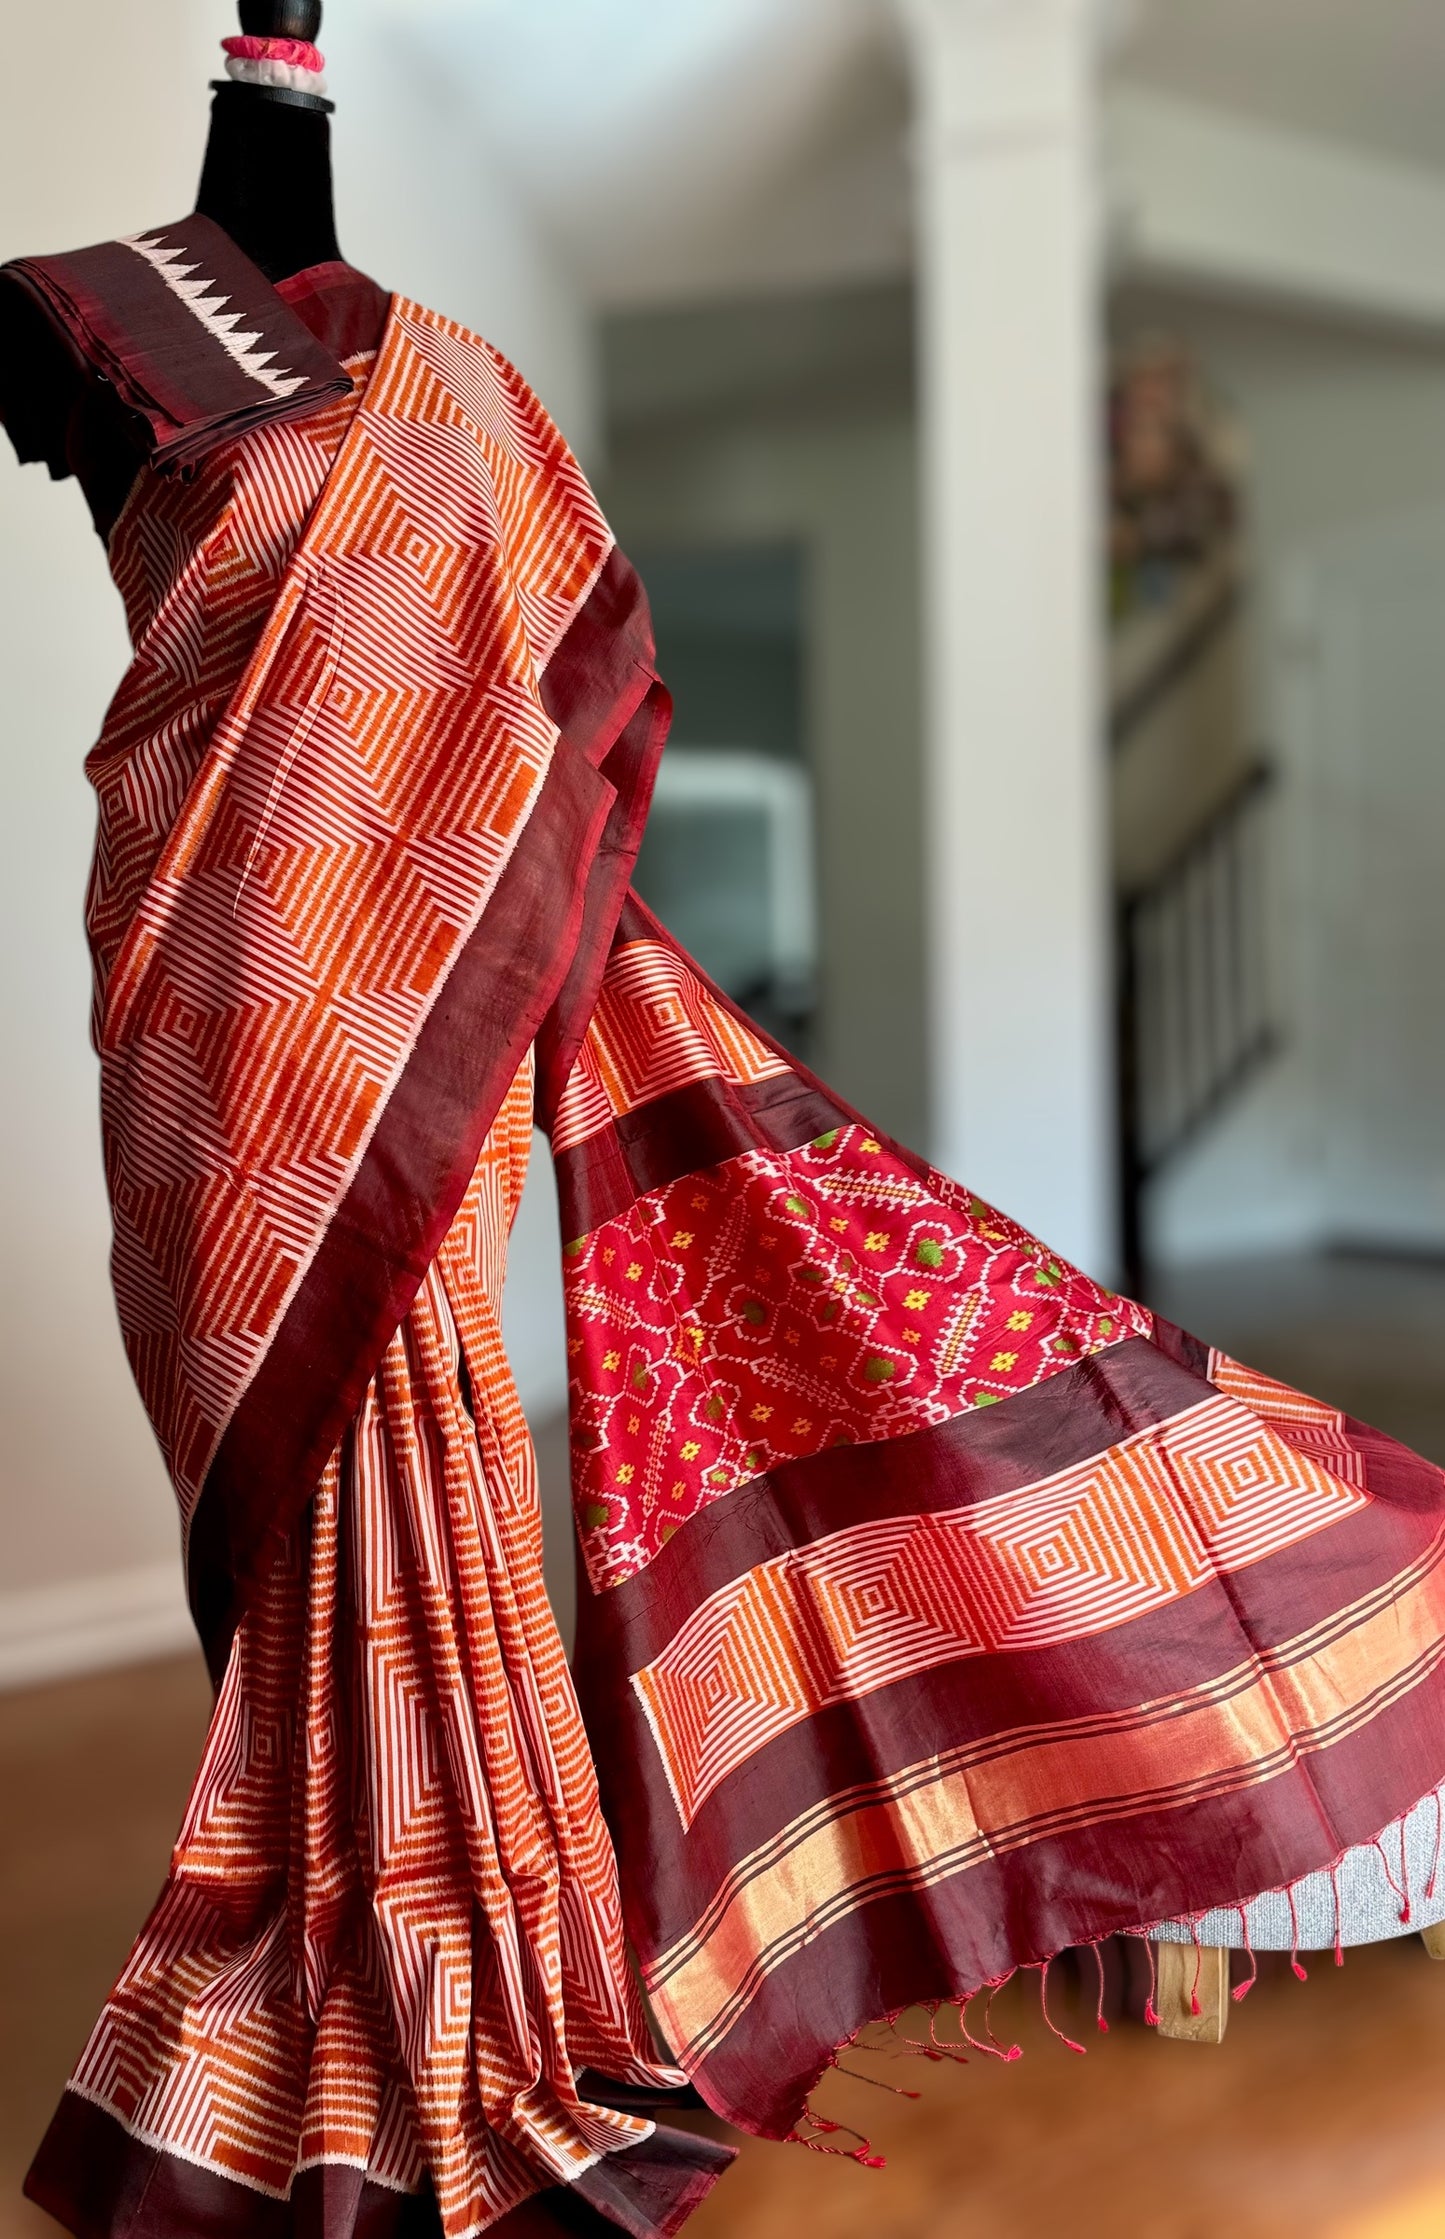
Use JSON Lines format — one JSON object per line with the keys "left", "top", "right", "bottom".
{"left": 681, "top": 1666, "right": 1445, "bottom": 2137}
{"left": 568, "top": 1321, "right": 1445, "bottom": 2134}
{"left": 190, "top": 553, "right": 668, "bottom": 1680}
{"left": 587, "top": 1490, "right": 1445, "bottom": 1962}
{"left": 552, "top": 1072, "right": 842, "bottom": 1242}
{"left": 575, "top": 1334, "right": 1445, "bottom": 1954}
{"left": 573, "top": 1335, "right": 1203, "bottom": 1672}
{"left": 26, "top": 2092, "right": 733, "bottom": 2239}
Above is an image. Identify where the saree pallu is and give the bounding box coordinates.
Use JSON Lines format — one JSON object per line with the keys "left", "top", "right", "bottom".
{"left": 10, "top": 230, "right": 1445, "bottom": 2238}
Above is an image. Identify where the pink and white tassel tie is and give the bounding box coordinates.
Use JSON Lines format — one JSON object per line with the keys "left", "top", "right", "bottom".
{"left": 222, "top": 35, "right": 328, "bottom": 96}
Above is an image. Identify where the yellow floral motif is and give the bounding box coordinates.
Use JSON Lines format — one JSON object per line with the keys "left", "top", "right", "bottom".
{"left": 750, "top": 1403, "right": 774, "bottom": 1423}
{"left": 792, "top": 1417, "right": 813, "bottom": 1436}
{"left": 691, "top": 1193, "right": 709, "bottom": 1210}
{"left": 626, "top": 1262, "right": 643, "bottom": 1281}
{"left": 903, "top": 1328, "right": 921, "bottom": 1345}
{"left": 864, "top": 1231, "right": 889, "bottom": 1252}
{"left": 861, "top": 1138, "right": 881, "bottom": 1153}
{"left": 904, "top": 1289, "right": 930, "bottom": 1312}
{"left": 602, "top": 1246, "right": 616, "bottom": 1266}
{"left": 627, "top": 1414, "right": 641, "bottom": 1434}
{"left": 602, "top": 1350, "right": 621, "bottom": 1373}
{"left": 671, "top": 1230, "right": 695, "bottom": 1249}
{"left": 616, "top": 1464, "right": 635, "bottom": 1485}
{"left": 829, "top": 1216, "right": 849, "bottom": 1234}
{"left": 568, "top": 1337, "right": 583, "bottom": 1357}
{"left": 784, "top": 1328, "right": 801, "bottom": 1347}
{"left": 1007, "top": 1310, "right": 1034, "bottom": 1333}
{"left": 681, "top": 1440, "right": 702, "bottom": 1461}
{"left": 821, "top": 1353, "right": 838, "bottom": 1371}
{"left": 990, "top": 1350, "right": 1019, "bottom": 1373}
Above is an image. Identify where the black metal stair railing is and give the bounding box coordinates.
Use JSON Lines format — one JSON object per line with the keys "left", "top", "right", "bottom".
{"left": 1117, "top": 762, "right": 1277, "bottom": 1298}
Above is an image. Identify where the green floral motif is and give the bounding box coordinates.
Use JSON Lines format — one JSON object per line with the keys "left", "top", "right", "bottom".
{"left": 915, "top": 1238, "right": 945, "bottom": 1269}
{"left": 785, "top": 1194, "right": 811, "bottom": 1218}
{"left": 812, "top": 1129, "right": 839, "bottom": 1150}
{"left": 583, "top": 1501, "right": 611, "bottom": 1529}
{"left": 741, "top": 1300, "right": 767, "bottom": 1326}
{"left": 864, "top": 1357, "right": 896, "bottom": 1383}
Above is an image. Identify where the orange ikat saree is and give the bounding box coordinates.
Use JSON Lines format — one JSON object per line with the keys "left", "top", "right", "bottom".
{"left": 6, "top": 222, "right": 1445, "bottom": 2239}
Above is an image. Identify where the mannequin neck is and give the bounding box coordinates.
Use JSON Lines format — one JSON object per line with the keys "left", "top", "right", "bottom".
{"left": 195, "top": 84, "right": 341, "bottom": 284}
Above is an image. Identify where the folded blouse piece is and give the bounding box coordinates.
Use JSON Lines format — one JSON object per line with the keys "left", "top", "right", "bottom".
{"left": 0, "top": 214, "right": 351, "bottom": 475}
{"left": 5, "top": 216, "right": 1445, "bottom": 2239}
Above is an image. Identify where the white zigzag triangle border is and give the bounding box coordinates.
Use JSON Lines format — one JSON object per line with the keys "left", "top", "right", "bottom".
{"left": 121, "top": 233, "right": 308, "bottom": 401}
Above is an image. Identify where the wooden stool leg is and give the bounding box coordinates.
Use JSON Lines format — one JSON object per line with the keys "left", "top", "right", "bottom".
{"left": 1153, "top": 1942, "right": 1230, "bottom": 2043}
{"left": 1421, "top": 1923, "right": 1445, "bottom": 1961}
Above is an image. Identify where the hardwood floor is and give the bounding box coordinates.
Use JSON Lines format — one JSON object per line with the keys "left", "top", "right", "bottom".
{"left": 7, "top": 1253, "right": 1445, "bottom": 2238}
{"left": 0, "top": 1655, "right": 212, "bottom": 2239}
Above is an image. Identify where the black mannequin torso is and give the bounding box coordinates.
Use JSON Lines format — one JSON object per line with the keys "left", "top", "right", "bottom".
{"left": 0, "top": 0, "right": 387, "bottom": 538}
{"left": 195, "top": 0, "right": 341, "bottom": 283}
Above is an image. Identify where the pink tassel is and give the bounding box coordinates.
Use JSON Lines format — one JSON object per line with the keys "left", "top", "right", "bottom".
{"left": 1331, "top": 1863, "right": 1345, "bottom": 1967}
{"left": 1093, "top": 1941, "right": 1111, "bottom": 2035}
{"left": 1286, "top": 1882, "right": 1308, "bottom": 1981}
{"left": 1232, "top": 1907, "right": 1258, "bottom": 2003}
{"left": 1143, "top": 1937, "right": 1160, "bottom": 2028}
{"left": 1037, "top": 1957, "right": 1087, "bottom": 2056}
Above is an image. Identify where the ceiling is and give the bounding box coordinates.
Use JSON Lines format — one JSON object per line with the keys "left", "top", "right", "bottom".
{"left": 365, "top": 0, "right": 909, "bottom": 306}
{"left": 363, "top": 0, "right": 1445, "bottom": 310}
{"left": 1117, "top": 0, "right": 1445, "bottom": 175}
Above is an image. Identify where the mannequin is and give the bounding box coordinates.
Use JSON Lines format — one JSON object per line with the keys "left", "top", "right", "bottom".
{"left": 9, "top": 20, "right": 1445, "bottom": 2239}
{"left": 0, "top": 0, "right": 374, "bottom": 539}
{"left": 195, "top": 1, "right": 342, "bottom": 281}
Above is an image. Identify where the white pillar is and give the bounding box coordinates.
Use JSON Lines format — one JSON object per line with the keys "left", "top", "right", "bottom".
{"left": 901, "top": 0, "right": 1115, "bottom": 1276}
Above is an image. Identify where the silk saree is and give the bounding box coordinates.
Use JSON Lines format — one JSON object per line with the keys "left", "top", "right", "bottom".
{"left": 5, "top": 220, "right": 1445, "bottom": 2239}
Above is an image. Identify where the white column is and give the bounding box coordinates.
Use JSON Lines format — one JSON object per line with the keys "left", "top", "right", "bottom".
{"left": 901, "top": 0, "right": 1115, "bottom": 1276}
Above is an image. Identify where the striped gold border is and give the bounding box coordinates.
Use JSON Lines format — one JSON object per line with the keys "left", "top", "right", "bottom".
{"left": 645, "top": 1525, "right": 1445, "bottom": 2065}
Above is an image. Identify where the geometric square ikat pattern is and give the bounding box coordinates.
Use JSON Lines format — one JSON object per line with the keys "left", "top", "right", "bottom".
{"left": 92, "top": 300, "right": 614, "bottom": 1523}
{"left": 565, "top": 1117, "right": 1151, "bottom": 1592}
{"left": 632, "top": 1393, "right": 1373, "bottom": 1828}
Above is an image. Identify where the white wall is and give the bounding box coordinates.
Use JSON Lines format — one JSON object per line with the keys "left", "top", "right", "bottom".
{"left": 1118, "top": 295, "right": 1445, "bottom": 1261}
{"left": 602, "top": 404, "right": 927, "bottom": 1151}
{"left": 0, "top": 2, "right": 589, "bottom": 1674}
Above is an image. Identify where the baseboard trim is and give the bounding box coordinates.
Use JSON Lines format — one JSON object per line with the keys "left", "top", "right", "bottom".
{"left": 0, "top": 1562, "right": 196, "bottom": 1692}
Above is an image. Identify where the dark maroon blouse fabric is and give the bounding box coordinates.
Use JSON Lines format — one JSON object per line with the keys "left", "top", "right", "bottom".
{"left": 0, "top": 253, "right": 389, "bottom": 541}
